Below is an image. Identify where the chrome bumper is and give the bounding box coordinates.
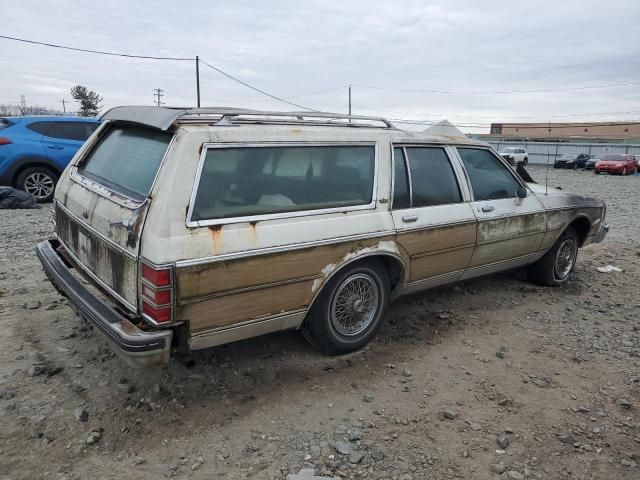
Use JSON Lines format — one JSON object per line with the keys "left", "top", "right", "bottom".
{"left": 592, "top": 223, "right": 609, "bottom": 244}
{"left": 36, "top": 240, "right": 172, "bottom": 367}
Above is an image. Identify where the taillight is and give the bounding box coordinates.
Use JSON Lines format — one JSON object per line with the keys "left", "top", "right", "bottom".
{"left": 140, "top": 261, "right": 173, "bottom": 325}
{"left": 0, "top": 137, "right": 12, "bottom": 145}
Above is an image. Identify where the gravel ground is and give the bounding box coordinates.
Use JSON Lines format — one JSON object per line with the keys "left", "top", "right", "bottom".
{"left": 0, "top": 168, "right": 638, "bottom": 480}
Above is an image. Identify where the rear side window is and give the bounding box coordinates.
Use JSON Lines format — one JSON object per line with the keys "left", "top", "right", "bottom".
{"left": 405, "top": 147, "right": 462, "bottom": 207}
{"left": 190, "top": 145, "right": 375, "bottom": 222}
{"left": 458, "top": 148, "right": 521, "bottom": 201}
{"left": 392, "top": 147, "right": 410, "bottom": 209}
{"left": 26, "top": 121, "right": 51, "bottom": 135}
{"left": 48, "top": 122, "right": 99, "bottom": 141}
{"left": 78, "top": 125, "right": 172, "bottom": 201}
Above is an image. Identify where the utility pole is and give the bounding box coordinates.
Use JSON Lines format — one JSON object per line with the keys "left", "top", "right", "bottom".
{"left": 58, "top": 99, "right": 68, "bottom": 114}
{"left": 348, "top": 85, "right": 352, "bottom": 122}
{"left": 153, "top": 88, "right": 165, "bottom": 106}
{"left": 195, "top": 56, "right": 201, "bottom": 108}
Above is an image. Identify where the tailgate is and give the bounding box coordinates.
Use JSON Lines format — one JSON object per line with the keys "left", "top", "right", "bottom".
{"left": 54, "top": 123, "right": 173, "bottom": 311}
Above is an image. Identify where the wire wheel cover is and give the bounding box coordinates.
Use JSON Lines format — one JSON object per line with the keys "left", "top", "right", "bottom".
{"left": 330, "top": 273, "right": 379, "bottom": 336}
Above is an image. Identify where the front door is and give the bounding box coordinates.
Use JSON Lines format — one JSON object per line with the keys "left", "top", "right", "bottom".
{"left": 391, "top": 145, "right": 477, "bottom": 288}
{"left": 454, "top": 147, "right": 546, "bottom": 276}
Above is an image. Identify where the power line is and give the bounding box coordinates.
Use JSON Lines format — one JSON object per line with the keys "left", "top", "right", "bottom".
{"left": 285, "top": 85, "right": 349, "bottom": 99}
{"left": 352, "top": 81, "right": 640, "bottom": 95}
{"left": 0, "top": 34, "right": 193, "bottom": 61}
{"left": 198, "top": 58, "right": 315, "bottom": 111}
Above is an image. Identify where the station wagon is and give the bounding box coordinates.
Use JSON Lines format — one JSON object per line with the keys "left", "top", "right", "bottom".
{"left": 36, "top": 107, "right": 608, "bottom": 367}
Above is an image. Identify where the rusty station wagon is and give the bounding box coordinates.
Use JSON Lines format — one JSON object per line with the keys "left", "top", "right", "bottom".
{"left": 36, "top": 107, "right": 608, "bottom": 367}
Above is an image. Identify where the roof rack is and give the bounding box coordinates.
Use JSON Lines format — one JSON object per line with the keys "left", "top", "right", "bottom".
{"left": 101, "top": 106, "right": 395, "bottom": 131}
{"left": 180, "top": 108, "right": 394, "bottom": 129}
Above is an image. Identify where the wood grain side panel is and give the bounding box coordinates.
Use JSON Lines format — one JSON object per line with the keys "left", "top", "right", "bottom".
{"left": 176, "top": 236, "right": 394, "bottom": 300}
{"left": 184, "top": 280, "right": 315, "bottom": 333}
{"left": 396, "top": 222, "right": 476, "bottom": 257}
{"left": 409, "top": 246, "right": 474, "bottom": 281}
{"left": 470, "top": 232, "right": 546, "bottom": 267}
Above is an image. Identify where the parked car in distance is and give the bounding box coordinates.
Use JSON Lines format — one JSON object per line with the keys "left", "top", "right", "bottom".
{"left": 594, "top": 153, "right": 637, "bottom": 175}
{"left": 499, "top": 147, "right": 528, "bottom": 165}
{"left": 584, "top": 154, "right": 602, "bottom": 170}
{"left": 554, "top": 153, "right": 590, "bottom": 169}
{"left": 36, "top": 107, "right": 608, "bottom": 367}
{"left": 0, "top": 116, "right": 100, "bottom": 202}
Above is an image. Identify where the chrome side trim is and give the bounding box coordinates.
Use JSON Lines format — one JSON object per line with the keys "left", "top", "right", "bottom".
{"left": 190, "top": 309, "right": 306, "bottom": 351}
{"left": 179, "top": 274, "right": 320, "bottom": 306}
{"left": 410, "top": 243, "right": 475, "bottom": 260}
{"left": 56, "top": 201, "right": 137, "bottom": 260}
{"left": 395, "top": 270, "right": 463, "bottom": 297}
{"left": 174, "top": 229, "right": 396, "bottom": 267}
{"left": 185, "top": 142, "right": 379, "bottom": 228}
{"left": 57, "top": 237, "right": 137, "bottom": 312}
{"left": 397, "top": 218, "right": 476, "bottom": 234}
{"left": 460, "top": 251, "right": 544, "bottom": 280}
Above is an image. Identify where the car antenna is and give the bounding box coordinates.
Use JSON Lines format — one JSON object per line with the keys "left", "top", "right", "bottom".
{"left": 545, "top": 121, "right": 551, "bottom": 195}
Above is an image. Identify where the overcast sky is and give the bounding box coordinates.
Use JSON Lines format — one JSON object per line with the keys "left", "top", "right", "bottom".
{"left": 2, "top": 0, "right": 639, "bottom": 132}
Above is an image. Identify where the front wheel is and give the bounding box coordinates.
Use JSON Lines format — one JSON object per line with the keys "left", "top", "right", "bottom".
{"left": 302, "top": 261, "right": 389, "bottom": 355}
{"left": 622, "top": 167, "right": 627, "bottom": 175}
{"left": 528, "top": 228, "right": 579, "bottom": 286}
{"left": 16, "top": 167, "right": 58, "bottom": 203}
{"left": 522, "top": 157, "right": 528, "bottom": 166}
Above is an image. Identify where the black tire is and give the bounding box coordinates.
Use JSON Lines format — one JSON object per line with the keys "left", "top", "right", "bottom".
{"left": 528, "top": 227, "right": 579, "bottom": 286}
{"left": 622, "top": 167, "right": 627, "bottom": 176}
{"left": 302, "top": 260, "right": 389, "bottom": 355}
{"left": 595, "top": 170, "right": 600, "bottom": 175}
{"left": 522, "top": 157, "right": 528, "bottom": 166}
{"left": 572, "top": 162, "right": 578, "bottom": 170}
{"left": 16, "top": 166, "right": 58, "bottom": 203}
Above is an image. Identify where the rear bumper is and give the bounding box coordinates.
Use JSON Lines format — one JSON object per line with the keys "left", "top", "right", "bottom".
{"left": 36, "top": 239, "right": 172, "bottom": 367}
{"left": 592, "top": 223, "right": 609, "bottom": 244}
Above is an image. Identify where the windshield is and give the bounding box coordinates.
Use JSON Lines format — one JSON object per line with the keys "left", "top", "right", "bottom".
{"left": 601, "top": 154, "right": 626, "bottom": 161}
{"left": 501, "top": 147, "right": 517, "bottom": 153}
{"left": 77, "top": 124, "right": 172, "bottom": 201}
{"left": 558, "top": 154, "right": 578, "bottom": 159}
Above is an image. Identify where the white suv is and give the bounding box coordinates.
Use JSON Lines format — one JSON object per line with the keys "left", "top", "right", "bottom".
{"left": 500, "top": 147, "right": 528, "bottom": 166}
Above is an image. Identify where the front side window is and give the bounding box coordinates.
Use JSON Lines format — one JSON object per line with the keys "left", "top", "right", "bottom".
{"left": 458, "top": 148, "right": 521, "bottom": 201}
{"left": 190, "top": 145, "right": 375, "bottom": 222}
{"left": 405, "top": 147, "right": 462, "bottom": 207}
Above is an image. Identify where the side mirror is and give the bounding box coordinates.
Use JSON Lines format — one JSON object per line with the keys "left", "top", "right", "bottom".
{"left": 516, "top": 186, "right": 528, "bottom": 199}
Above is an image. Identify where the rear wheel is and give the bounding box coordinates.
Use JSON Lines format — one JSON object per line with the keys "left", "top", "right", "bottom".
{"left": 16, "top": 167, "right": 58, "bottom": 203}
{"left": 528, "top": 227, "right": 579, "bottom": 286}
{"left": 522, "top": 157, "right": 528, "bottom": 166}
{"left": 302, "top": 261, "right": 389, "bottom": 355}
{"left": 622, "top": 167, "right": 627, "bottom": 175}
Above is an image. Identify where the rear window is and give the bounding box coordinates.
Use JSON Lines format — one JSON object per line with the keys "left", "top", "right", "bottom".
{"left": 0, "top": 119, "right": 12, "bottom": 131}
{"left": 77, "top": 125, "right": 172, "bottom": 201}
{"left": 190, "top": 145, "right": 375, "bottom": 222}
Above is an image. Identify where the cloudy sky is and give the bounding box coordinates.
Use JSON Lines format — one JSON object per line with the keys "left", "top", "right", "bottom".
{"left": 2, "top": 0, "right": 639, "bottom": 131}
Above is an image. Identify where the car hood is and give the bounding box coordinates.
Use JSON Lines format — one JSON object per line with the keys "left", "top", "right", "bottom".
{"left": 527, "top": 182, "right": 604, "bottom": 209}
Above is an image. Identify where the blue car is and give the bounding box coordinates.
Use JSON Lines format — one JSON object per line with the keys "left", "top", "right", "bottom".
{"left": 0, "top": 116, "right": 100, "bottom": 202}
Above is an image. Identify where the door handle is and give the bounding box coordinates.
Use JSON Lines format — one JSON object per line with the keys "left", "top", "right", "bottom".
{"left": 47, "top": 145, "right": 64, "bottom": 150}
{"left": 481, "top": 205, "right": 495, "bottom": 212}
{"left": 402, "top": 215, "right": 418, "bottom": 223}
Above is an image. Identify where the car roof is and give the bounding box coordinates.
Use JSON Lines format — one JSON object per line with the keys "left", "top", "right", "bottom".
{"left": 101, "top": 106, "right": 487, "bottom": 147}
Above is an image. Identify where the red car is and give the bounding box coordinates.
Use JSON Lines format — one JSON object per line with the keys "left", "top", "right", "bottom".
{"left": 594, "top": 154, "right": 638, "bottom": 175}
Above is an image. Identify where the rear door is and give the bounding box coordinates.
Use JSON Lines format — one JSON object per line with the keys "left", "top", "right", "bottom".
{"left": 42, "top": 121, "right": 99, "bottom": 168}
{"left": 54, "top": 122, "right": 173, "bottom": 311}
{"left": 391, "top": 145, "right": 476, "bottom": 287}
{"left": 455, "top": 147, "right": 546, "bottom": 274}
